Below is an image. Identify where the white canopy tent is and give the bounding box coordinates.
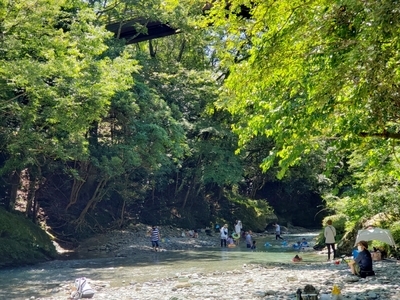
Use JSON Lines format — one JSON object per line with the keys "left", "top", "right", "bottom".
{"left": 354, "top": 227, "right": 396, "bottom": 247}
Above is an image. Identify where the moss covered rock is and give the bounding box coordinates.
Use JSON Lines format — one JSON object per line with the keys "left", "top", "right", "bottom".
{"left": 0, "top": 208, "right": 57, "bottom": 268}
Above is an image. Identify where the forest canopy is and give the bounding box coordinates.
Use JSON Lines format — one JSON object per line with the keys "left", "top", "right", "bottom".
{"left": 0, "top": 0, "right": 399, "bottom": 243}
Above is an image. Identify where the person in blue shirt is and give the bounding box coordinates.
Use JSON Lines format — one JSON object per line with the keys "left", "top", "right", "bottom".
{"left": 292, "top": 241, "right": 301, "bottom": 250}
{"left": 348, "top": 240, "right": 375, "bottom": 278}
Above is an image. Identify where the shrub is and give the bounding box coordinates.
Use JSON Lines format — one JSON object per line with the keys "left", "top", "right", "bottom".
{"left": 0, "top": 208, "right": 57, "bottom": 268}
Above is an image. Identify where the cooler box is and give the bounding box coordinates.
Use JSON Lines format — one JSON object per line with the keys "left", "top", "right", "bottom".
{"left": 352, "top": 249, "right": 359, "bottom": 259}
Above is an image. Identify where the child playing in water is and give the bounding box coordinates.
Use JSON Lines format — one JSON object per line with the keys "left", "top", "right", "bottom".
{"left": 300, "top": 238, "right": 309, "bottom": 248}
{"left": 227, "top": 235, "right": 236, "bottom": 248}
{"left": 292, "top": 255, "right": 302, "bottom": 262}
{"left": 245, "top": 231, "right": 252, "bottom": 248}
{"left": 251, "top": 240, "right": 256, "bottom": 250}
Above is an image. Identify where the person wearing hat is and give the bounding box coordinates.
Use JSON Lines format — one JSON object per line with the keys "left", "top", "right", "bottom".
{"left": 348, "top": 240, "right": 375, "bottom": 278}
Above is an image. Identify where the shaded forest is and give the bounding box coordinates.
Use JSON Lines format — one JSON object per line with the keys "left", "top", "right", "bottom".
{"left": 1, "top": 0, "right": 400, "bottom": 249}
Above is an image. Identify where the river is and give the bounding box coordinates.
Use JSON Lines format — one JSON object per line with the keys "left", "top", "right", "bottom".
{"left": 0, "top": 232, "right": 324, "bottom": 299}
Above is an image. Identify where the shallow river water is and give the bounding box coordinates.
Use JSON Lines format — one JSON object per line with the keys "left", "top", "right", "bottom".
{"left": 0, "top": 233, "right": 324, "bottom": 299}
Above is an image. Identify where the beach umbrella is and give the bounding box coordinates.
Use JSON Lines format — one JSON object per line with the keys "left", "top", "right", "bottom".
{"left": 354, "top": 227, "right": 396, "bottom": 246}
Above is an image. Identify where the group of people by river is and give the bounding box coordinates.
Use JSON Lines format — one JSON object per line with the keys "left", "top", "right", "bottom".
{"left": 217, "top": 220, "right": 294, "bottom": 250}
{"left": 149, "top": 219, "right": 378, "bottom": 279}
{"left": 217, "top": 220, "right": 257, "bottom": 249}
{"left": 324, "top": 219, "right": 376, "bottom": 278}
{"left": 216, "top": 218, "right": 377, "bottom": 279}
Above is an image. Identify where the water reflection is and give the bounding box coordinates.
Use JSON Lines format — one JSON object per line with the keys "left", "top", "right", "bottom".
{"left": 151, "top": 252, "right": 160, "bottom": 264}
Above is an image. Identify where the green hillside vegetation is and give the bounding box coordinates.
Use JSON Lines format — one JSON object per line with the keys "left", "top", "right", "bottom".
{"left": 1, "top": 0, "right": 400, "bottom": 265}
{"left": 0, "top": 209, "right": 57, "bottom": 268}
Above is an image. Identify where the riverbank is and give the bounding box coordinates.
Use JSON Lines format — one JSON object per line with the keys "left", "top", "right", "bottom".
{"left": 4, "top": 225, "right": 399, "bottom": 300}
{"left": 57, "top": 225, "right": 400, "bottom": 300}
{"left": 35, "top": 257, "right": 400, "bottom": 300}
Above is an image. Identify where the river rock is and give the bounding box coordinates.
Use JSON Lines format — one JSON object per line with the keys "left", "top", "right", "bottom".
{"left": 2, "top": 227, "right": 400, "bottom": 300}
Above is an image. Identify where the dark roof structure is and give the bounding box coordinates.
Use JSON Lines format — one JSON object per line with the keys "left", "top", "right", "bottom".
{"left": 105, "top": 2, "right": 253, "bottom": 44}
{"left": 106, "top": 19, "right": 179, "bottom": 44}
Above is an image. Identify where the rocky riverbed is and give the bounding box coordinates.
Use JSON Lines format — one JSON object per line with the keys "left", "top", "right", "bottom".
{"left": 36, "top": 259, "right": 400, "bottom": 300}
{"left": 8, "top": 224, "right": 400, "bottom": 300}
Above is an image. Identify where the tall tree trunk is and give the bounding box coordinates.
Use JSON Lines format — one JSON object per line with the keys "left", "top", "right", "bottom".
{"left": 177, "top": 39, "right": 186, "bottom": 62}
{"left": 174, "top": 170, "right": 179, "bottom": 196}
{"left": 89, "top": 122, "right": 99, "bottom": 148}
{"left": 182, "top": 176, "right": 197, "bottom": 209}
{"left": 118, "top": 199, "right": 126, "bottom": 228}
{"left": 7, "top": 170, "right": 20, "bottom": 211}
{"left": 26, "top": 166, "right": 42, "bottom": 223}
{"left": 152, "top": 185, "right": 155, "bottom": 205}
{"left": 182, "top": 155, "right": 202, "bottom": 209}
{"left": 149, "top": 40, "right": 156, "bottom": 57}
{"left": 31, "top": 191, "right": 38, "bottom": 224}
{"left": 218, "top": 186, "right": 223, "bottom": 201}
{"left": 75, "top": 179, "right": 107, "bottom": 229}
{"left": 66, "top": 161, "right": 90, "bottom": 211}
{"left": 26, "top": 176, "right": 37, "bottom": 218}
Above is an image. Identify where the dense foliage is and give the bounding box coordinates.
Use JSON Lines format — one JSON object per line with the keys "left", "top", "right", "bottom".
{"left": 1, "top": 0, "right": 399, "bottom": 254}
{"left": 204, "top": 0, "right": 400, "bottom": 236}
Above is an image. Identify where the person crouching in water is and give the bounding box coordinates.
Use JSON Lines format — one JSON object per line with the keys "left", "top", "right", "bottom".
{"left": 292, "top": 255, "right": 302, "bottom": 262}
{"left": 245, "top": 231, "right": 253, "bottom": 248}
{"left": 227, "top": 235, "right": 236, "bottom": 248}
{"left": 348, "top": 240, "right": 375, "bottom": 278}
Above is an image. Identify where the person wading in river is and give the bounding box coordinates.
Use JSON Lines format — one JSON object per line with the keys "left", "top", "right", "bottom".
{"left": 220, "top": 224, "right": 228, "bottom": 248}
{"left": 273, "top": 223, "right": 284, "bottom": 240}
{"left": 234, "top": 220, "right": 242, "bottom": 245}
{"left": 151, "top": 225, "right": 161, "bottom": 252}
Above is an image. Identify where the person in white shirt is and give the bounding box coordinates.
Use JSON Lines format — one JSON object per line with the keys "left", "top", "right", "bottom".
{"left": 273, "top": 223, "right": 284, "bottom": 240}
{"left": 220, "top": 224, "right": 228, "bottom": 247}
{"left": 234, "top": 220, "right": 242, "bottom": 245}
{"left": 324, "top": 219, "right": 337, "bottom": 260}
{"left": 234, "top": 220, "right": 242, "bottom": 235}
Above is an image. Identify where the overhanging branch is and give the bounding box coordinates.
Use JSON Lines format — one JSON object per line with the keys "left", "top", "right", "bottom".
{"left": 359, "top": 131, "right": 400, "bottom": 139}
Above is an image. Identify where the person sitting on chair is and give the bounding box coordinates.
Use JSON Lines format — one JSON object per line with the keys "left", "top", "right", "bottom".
{"left": 348, "top": 240, "right": 375, "bottom": 278}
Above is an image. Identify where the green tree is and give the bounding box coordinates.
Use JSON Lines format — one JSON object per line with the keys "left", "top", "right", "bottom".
{"left": 200, "top": 0, "right": 400, "bottom": 227}
{"left": 204, "top": 0, "right": 400, "bottom": 177}
{"left": 0, "top": 0, "right": 137, "bottom": 212}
